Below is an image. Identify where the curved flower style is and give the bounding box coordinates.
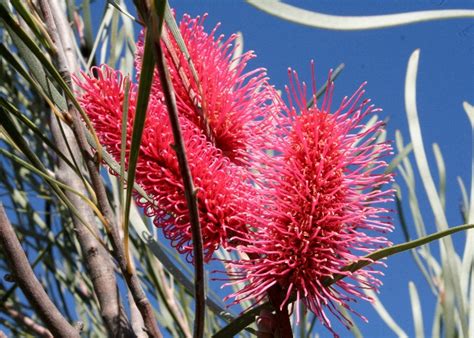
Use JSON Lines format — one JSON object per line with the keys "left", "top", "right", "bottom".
{"left": 225, "top": 69, "right": 393, "bottom": 335}
{"left": 75, "top": 65, "right": 261, "bottom": 262}
{"left": 135, "top": 14, "right": 279, "bottom": 167}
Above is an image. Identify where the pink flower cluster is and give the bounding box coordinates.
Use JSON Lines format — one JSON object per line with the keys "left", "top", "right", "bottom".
{"left": 76, "top": 13, "right": 393, "bottom": 336}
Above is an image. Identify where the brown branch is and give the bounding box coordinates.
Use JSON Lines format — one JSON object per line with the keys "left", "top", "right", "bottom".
{"left": 0, "top": 204, "right": 79, "bottom": 338}
{"left": 266, "top": 285, "right": 293, "bottom": 338}
{"left": 152, "top": 27, "right": 206, "bottom": 338}
{"left": 36, "top": 2, "right": 134, "bottom": 337}
{"left": 39, "top": 2, "right": 162, "bottom": 337}
{"left": 256, "top": 309, "right": 276, "bottom": 338}
{"left": 1, "top": 304, "right": 53, "bottom": 338}
{"left": 246, "top": 252, "right": 293, "bottom": 338}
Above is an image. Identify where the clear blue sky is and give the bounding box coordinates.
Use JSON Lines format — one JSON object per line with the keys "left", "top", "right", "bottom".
{"left": 163, "top": 2, "right": 474, "bottom": 337}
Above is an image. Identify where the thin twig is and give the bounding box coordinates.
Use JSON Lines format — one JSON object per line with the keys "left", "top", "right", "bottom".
{"left": 40, "top": 1, "right": 162, "bottom": 337}
{"left": 156, "top": 265, "right": 193, "bottom": 337}
{"left": 144, "top": 3, "right": 206, "bottom": 337}
{"left": 1, "top": 304, "right": 53, "bottom": 338}
{"left": 0, "top": 204, "right": 80, "bottom": 338}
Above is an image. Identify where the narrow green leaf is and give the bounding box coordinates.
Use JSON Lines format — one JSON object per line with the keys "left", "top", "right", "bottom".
{"left": 405, "top": 49, "right": 468, "bottom": 335}
{"left": 336, "top": 303, "right": 363, "bottom": 338}
{"left": 0, "top": 42, "right": 66, "bottom": 114}
{"left": 387, "top": 142, "right": 413, "bottom": 174}
{"left": 119, "top": 76, "right": 130, "bottom": 205}
{"left": 0, "top": 4, "right": 101, "bottom": 152}
{"left": 10, "top": 0, "right": 53, "bottom": 50}
{"left": 108, "top": 9, "right": 121, "bottom": 67}
{"left": 163, "top": 2, "right": 200, "bottom": 92}
{"left": 0, "top": 148, "right": 103, "bottom": 230}
{"left": 395, "top": 184, "right": 437, "bottom": 294}
{"left": 0, "top": 44, "right": 91, "bottom": 189}
{"left": 461, "top": 101, "right": 474, "bottom": 334}
{"left": 0, "top": 111, "right": 105, "bottom": 248}
{"left": 363, "top": 284, "right": 407, "bottom": 337}
{"left": 84, "top": 129, "right": 154, "bottom": 206}
{"left": 395, "top": 185, "right": 410, "bottom": 241}
{"left": 431, "top": 297, "right": 442, "bottom": 338}
{"left": 405, "top": 50, "right": 449, "bottom": 229}
{"left": 86, "top": 5, "right": 114, "bottom": 69}
{"left": 409, "top": 281, "right": 424, "bottom": 338}
{"left": 231, "top": 32, "right": 244, "bottom": 63}
{"left": 109, "top": 0, "right": 139, "bottom": 23}
{"left": 0, "top": 98, "right": 79, "bottom": 176}
{"left": 247, "top": 1, "right": 474, "bottom": 30}
{"left": 82, "top": 0, "right": 94, "bottom": 56}
{"left": 122, "top": 28, "right": 155, "bottom": 271}
{"left": 457, "top": 177, "right": 469, "bottom": 222}
{"left": 462, "top": 101, "right": 474, "bottom": 224}
{"left": 432, "top": 143, "right": 446, "bottom": 210}
{"left": 140, "top": 245, "right": 190, "bottom": 337}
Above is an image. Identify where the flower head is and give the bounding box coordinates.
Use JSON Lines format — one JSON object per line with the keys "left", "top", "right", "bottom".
{"left": 135, "top": 14, "right": 279, "bottom": 167}
{"left": 75, "top": 65, "right": 261, "bottom": 262}
{"left": 225, "top": 68, "right": 393, "bottom": 335}
{"left": 74, "top": 12, "right": 283, "bottom": 262}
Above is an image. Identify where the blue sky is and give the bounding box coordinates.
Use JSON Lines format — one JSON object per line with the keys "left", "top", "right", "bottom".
{"left": 164, "top": 2, "right": 474, "bottom": 337}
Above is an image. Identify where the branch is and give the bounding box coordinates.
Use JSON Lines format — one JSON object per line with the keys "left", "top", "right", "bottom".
{"left": 1, "top": 304, "right": 52, "bottom": 337}
{"left": 0, "top": 204, "right": 79, "bottom": 338}
{"left": 39, "top": 1, "right": 162, "bottom": 337}
{"left": 36, "top": 2, "right": 134, "bottom": 337}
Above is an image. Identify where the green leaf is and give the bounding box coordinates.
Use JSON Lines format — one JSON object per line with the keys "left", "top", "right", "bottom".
{"left": 10, "top": 0, "right": 53, "bottom": 51}
{"left": 119, "top": 76, "right": 130, "bottom": 204}
{"left": 405, "top": 49, "right": 468, "bottom": 335}
{"left": 387, "top": 141, "right": 413, "bottom": 174}
{"left": 363, "top": 283, "right": 407, "bottom": 337}
{"left": 409, "top": 281, "right": 424, "bottom": 338}
{"left": 247, "top": 1, "right": 474, "bottom": 30}
{"left": 0, "top": 4, "right": 100, "bottom": 151}
{"left": 86, "top": 5, "right": 114, "bottom": 69}
{"left": 462, "top": 101, "right": 474, "bottom": 224}
{"left": 0, "top": 97, "right": 78, "bottom": 176}
{"left": 0, "top": 110, "right": 105, "bottom": 248}
{"left": 122, "top": 28, "right": 155, "bottom": 271}
{"left": 461, "top": 101, "right": 474, "bottom": 333}
{"left": 432, "top": 143, "right": 446, "bottom": 210}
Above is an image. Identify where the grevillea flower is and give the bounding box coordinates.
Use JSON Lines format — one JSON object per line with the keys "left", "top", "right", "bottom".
{"left": 75, "top": 65, "right": 262, "bottom": 262}
{"left": 135, "top": 14, "right": 279, "bottom": 167}
{"left": 225, "top": 68, "right": 393, "bottom": 336}
{"left": 75, "top": 13, "right": 282, "bottom": 261}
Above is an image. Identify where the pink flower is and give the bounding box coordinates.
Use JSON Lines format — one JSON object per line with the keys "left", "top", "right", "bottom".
{"left": 225, "top": 68, "right": 393, "bottom": 335}
{"left": 135, "top": 14, "right": 279, "bottom": 167}
{"left": 75, "top": 65, "right": 261, "bottom": 262}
